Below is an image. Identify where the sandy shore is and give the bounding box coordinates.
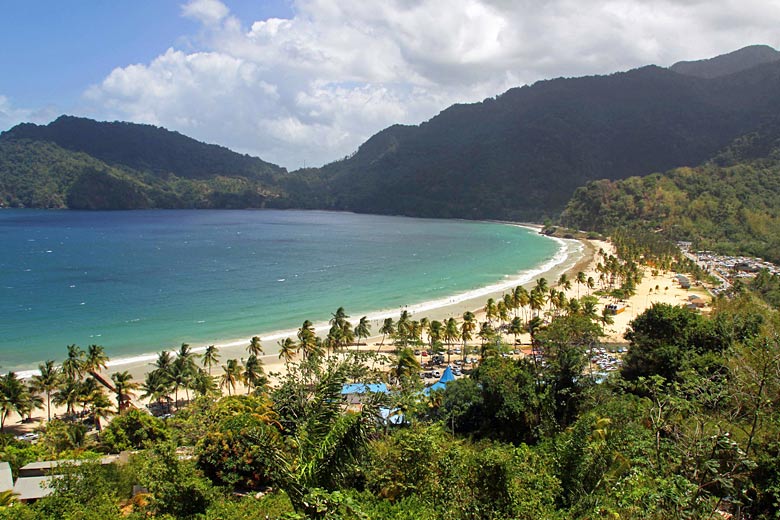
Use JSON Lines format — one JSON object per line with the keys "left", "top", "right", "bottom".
{"left": 5, "top": 231, "right": 711, "bottom": 434}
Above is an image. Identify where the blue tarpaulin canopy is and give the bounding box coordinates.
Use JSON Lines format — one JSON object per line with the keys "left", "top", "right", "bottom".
{"left": 439, "top": 366, "right": 455, "bottom": 383}
{"left": 341, "top": 383, "right": 389, "bottom": 395}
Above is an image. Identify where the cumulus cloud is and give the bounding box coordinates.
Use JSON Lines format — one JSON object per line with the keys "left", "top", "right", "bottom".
{"left": 0, "top": 95, "right": 58, "bottom": 133}
{"left": 82, "top": 0, "right": 780, "bottom": 168}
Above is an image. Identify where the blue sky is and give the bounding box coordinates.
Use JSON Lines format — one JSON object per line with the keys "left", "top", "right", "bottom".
{"left": 0, "top": 1, "right": 292, "bottom": 108}
{"left": 1, "top": 0, "right": 779, "bottom": 168}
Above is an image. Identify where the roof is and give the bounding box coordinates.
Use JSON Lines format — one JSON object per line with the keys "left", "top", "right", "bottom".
{"left": 340, "top": 383, "right": 389, "bottom": 395}
{"left": 439, "top": 366, "right": 455, "bottom": 383}
{"left": 424, "top": 381, "right": 447, "bottom": 395}
{"left": 12, "top": 476, "right": 55, "bottom": 501}
{"left": 0, "top": 462, "right": 13, "bottom": 492}
{"left": 19, "top": 456, "right": 119, "bottom": 476}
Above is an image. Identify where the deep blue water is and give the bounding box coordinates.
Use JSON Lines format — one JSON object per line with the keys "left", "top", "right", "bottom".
{"left": 0, "top": 209, "right": 559, "bottom": 371}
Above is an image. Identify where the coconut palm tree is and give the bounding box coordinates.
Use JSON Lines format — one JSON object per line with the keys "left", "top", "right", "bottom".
{"left": 478, "top": 321, "right": 495, "bottom": 347}
{"left": 17, "top": 389, "right": 43, "bottom": 424}
{"left": 111, "top": 371, "right": 139, "bottom": 413}
{"left": 62, "top": 344, "right": 86, "bottom": 382}
{"left": 242, "top": 355, "right": 265, "bottom": 394}
{"left": 89, "top": 391, "right": 113, "bottom": 432}
{"left": 202, "top": 345, "right": 219, "bottom": 376}
{"left": 30, "top": 360, "right": 60, "bottom": 422}
{"left": 391, "top": 348, "right": 421, "bottom": 384}
{"left": 52, "top": 376, "right": 81, "bottom": 416}
{"left": 509, "top": 316, "right": 524, "bottom": 345}
{"left": 428, "top": 320, "right": 443, "bottom": 347}
{"left": 558, "top": 273, "right": 571, "bottom": 291}
{"left": 576, "top": 271, "right": 587, "bottom": 298}
{"left": 220, "top": 359, "right": 242, "bottom": 396}
{"left": 297, "top": 320, "right": 317, "bottom": 361}
{"left": 354, "top": 316, "right": 371, "bottom": 352}
{"left": 247, "top": 336, "right": 264, "bottom": 358}
{"left": 141, "top": 369, "right": 173, "bottom": 413}
{"left": 278, "top": 337, "right": 297, "bottom": 369}
{"left": 396, "top": 310, "right": 411, "bottom": 347}
{"left": 460, "top": 313, "right": 476, "bottom": 362}
{"left": 379, "top": 318, "right": 394, "bottom": 346}
{"left": 85, "top": 344, "right": 109, "bottom": 376}
{"left": 485, "top": 298, "right": 497, "bottom": 325}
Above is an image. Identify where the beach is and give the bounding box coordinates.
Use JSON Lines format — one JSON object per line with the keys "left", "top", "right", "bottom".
{"left": 4, "top": 231, "right": 711, "bottom": 435}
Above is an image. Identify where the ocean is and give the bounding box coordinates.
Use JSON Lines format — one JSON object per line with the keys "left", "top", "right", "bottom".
{"left": 0, "top": 209, "right": 564, "bottom": 373}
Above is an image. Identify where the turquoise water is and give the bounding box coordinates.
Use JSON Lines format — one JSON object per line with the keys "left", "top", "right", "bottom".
{"left": 0, "top": 209, "right": 560, "bottom": 372}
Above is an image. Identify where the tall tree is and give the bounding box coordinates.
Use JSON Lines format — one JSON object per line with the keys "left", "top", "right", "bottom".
{"left": 62, "top": 344, "right": 86, "bottom": 382}
{"left": 354, "top": 316, "right": 371, "bottom": 352}
{"left": 85, "top": 344, "right": 109, "bottom": 376}
{"left": 202, "top": 345, "right": 219, "bottom": 376}
{"left": 379, "top": 318, "right": 395, "bottom": 346}
{"left": 220, "top": 359, "right": 242, "bottom": 396}
{"left": 30, "top": 360, "right": 60, "bottom": 422}
{"left": 278, "top": 337, "right": 297, "bottom": 369}
{"left": 111, "top": 371, "right": 140, "bottom": 413}
{"left": 247, "top": 336, "right": 264, "bottom": 358}
{"left": 0, "top": 373, "right": 27, "bottom": 432}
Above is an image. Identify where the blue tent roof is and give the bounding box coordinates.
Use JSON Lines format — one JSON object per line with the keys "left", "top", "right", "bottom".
{"left": 341, "top": 383, "right": 389, "bottom": 395}
{"left": 423, "top": 381, "right": 447, "bottom": 395}
{"left": 439, "top": 366, "right": 455, "bottom": 383}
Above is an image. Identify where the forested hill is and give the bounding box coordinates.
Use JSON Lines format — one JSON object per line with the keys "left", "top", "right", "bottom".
{"left": 4, "top": 46, "right": 780, "bottom": 215}
{"left": 670, "top": 44, "right": 780, "bottom": 79}
{"left": 0, "top": 117, "right": 289, "bottom": 209}
{"left": 559, "top": 117, "right": 780, "bottom": 262}
{"left": 1, "top": 116, "right": 286, "bottom": 180}
{"left": 281, "top": 51, "right": 780, "bottom": 220}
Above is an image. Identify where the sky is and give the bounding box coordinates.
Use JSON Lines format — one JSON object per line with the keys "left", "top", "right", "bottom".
{"left": 1, "top": 0, "right": 779, "bottom": 170}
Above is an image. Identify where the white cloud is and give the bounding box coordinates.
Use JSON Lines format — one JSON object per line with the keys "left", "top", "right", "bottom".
{"left": 181, "top": 0, "right": 230, "bottom": 25}
{"left": 0, "top": 96, "right": 57, "bottom": 133}
{"left": 81, "top": 0, "right": 780, "bottom": 169}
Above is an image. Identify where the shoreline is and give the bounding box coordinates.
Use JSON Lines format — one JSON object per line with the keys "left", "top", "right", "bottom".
{"left": 15, "top": 227, "right": 581, "bottom": 380}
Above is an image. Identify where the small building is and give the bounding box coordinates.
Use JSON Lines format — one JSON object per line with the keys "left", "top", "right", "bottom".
{"left": 0, "top": 462, "right": 13, "bottom": 493}
{"left": 604, "top": 303, "right": 626, "bottom": 315}
{"left": 675, "top": 274, "right": 691, "bottom": 289}
{"left": 341, "top": 383, "right": 389, "bottom": 405}
{"left": 18, "top": 455, "right": 119, "bottom": 477}
{"left": 12, "top": 475, "right": 55, "bottom": 503}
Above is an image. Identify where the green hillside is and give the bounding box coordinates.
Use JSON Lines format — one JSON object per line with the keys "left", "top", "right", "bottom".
{"left": 0, "top": 139, "right": 279, "bottom": 210}
{"left": 560, "top": 119, "right": 780, "bottom": 262}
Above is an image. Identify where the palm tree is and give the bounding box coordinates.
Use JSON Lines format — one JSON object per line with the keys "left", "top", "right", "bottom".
{"left": 242, "top": 355, "right": 267, "bottom": 394}
{"left": 576, "top": 271, "right": 587, "bottom": 298}
{"left": 391, "top": 348, "right": 421, "bottom": 384}
{"left": 396, "top": 310, "right": 411, "bottom": 347}
{"left": 62, "top": 344, "right": 85, "bottom": 382}
{"left": 278, "top": 337, "right": 297, "bottom": 369}
{"left": 141, "top": 370, "right": 173, "bottom": 413}
{"left": 297, "top": 320, "right": 317, "bottom": 361}
{"left": 478, "top": 321, "right": 495, "bottom": 346}
{"left": 111, "top": 371, "right": 139, "bottom": 412}
{"left": 202, "top": 345, "right": 219, "bottom": 376}
{"left": 509, "top": 316, "right": 524, "bottom": 345}
{"left": 354, "top": 316, "right": 371, "bottom": 352}
{"left": 85, "top": 344, "right": 109, "bottom": 376}
{"left": 535, "top": 277, "right": 549, "bottom": 294}
{"left": 18, "top": 389, "right": 43, "bottom": 424}
{"left": 530, "top": 287, "right": 546, "bottom": 318}
{"left": 88, "top": 391, "right": 114, "bottom": 432}
{"left": 52, "top": 376, "right": 81, "bottom": 416}
{"left": 379, "top": 318, "right": 394, "bottom": 346}
{"left": 30, "top": 360, "right": 60, "bottom": 422}
{"left": 428, "top": 320, "right": 443, "bottom": 347}
{"left": 460, "top": 313, "right": 475, "bottom": 362}
{"left": 247, "top": 336, "right": 264, "bottom": 358}
{"left": 220, "top": 359, "right": 242, "bottom": 396}
{"left": 587, "top": 276, "right": 596, "bottom": 295}
{"left": 330, "top": 306, "right": 349, "bottom": 328}
{"left": 558, "top": 273, "right": 571, "bottom": 291}
{"left": 485, "top": 298, "right": 498, "bottom": 324}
